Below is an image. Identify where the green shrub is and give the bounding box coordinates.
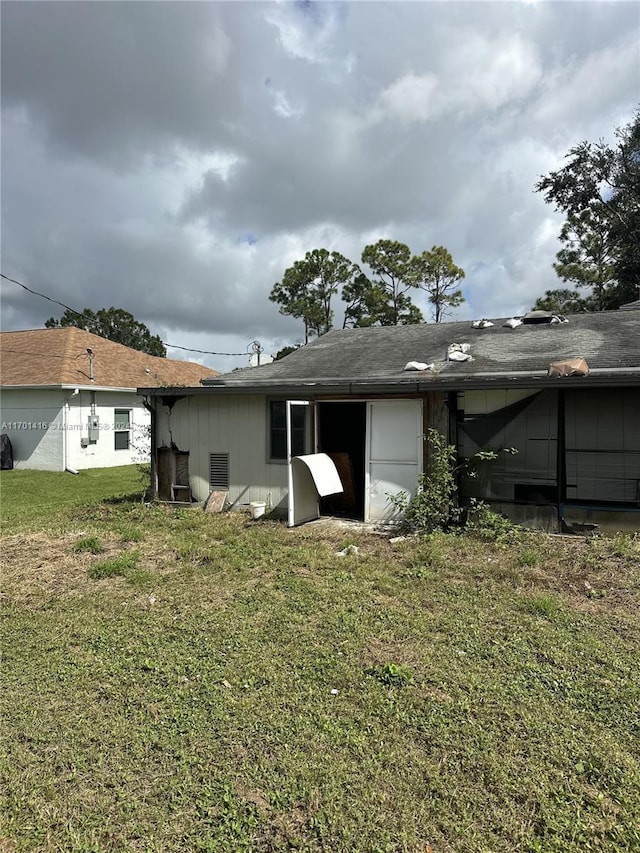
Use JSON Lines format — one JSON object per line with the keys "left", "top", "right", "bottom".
{"left": 464, "top": 498, "right": 520, "bottom": 543}
{"left": 388, "top": 429, "right": 457, "bottom": 534}
{"left": 517, "top": 548, "right": 542, "bottom": 567}
{"left": 389, "top": 429, "right": 520, "bottom": 540}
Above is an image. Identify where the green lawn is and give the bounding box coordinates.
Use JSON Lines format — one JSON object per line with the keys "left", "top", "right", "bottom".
{"left": 0, "top": 465, "right": 145, "bottom": 531}
{"left": 1, "top": 470, "right": 639, "bottom": 851}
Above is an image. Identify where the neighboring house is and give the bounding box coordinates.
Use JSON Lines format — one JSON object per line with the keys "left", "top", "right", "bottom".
{"left": 140, "top": 309, "right": 640, "bottom": 532}
{"left": 0, "top": 328, "right": 218, "bottom": 471}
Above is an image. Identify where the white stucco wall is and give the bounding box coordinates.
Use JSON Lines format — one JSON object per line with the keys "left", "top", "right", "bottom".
{"left": 0, "top": 388, "right": 65, "bottom": 470}
{"left": 65, "top": 389, "right": 150, "bottom": 470}
{"left": 0, "top": 387, "right": 151, "bottom": 470}
{"left": 155, "top": 394, "right": 289, "bottom": 510}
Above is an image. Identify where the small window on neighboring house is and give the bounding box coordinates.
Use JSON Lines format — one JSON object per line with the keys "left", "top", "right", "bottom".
{"left": 269, "top": 401, "right": 307, "bottom": 460}
{"left": 114, "top": 409, "right": 131, "bottom": 451}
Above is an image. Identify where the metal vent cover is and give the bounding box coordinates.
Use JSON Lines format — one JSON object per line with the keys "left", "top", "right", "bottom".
{"left": 209, "top": 452, "right": 230, "bottom": 490}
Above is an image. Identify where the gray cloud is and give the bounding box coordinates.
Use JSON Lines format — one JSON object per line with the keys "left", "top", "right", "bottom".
{"left": 1, "top": 1, "right": 638, "bottom": 374}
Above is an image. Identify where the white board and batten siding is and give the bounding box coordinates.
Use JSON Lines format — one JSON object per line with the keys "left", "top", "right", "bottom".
{"left": 155, "top": 395, "right": 289, "bottom": 510}
{"left": 156, "top": 394, "right": 425, "bottom": 521}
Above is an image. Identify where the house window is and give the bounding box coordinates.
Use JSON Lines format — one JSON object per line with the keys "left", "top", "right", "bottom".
{"left": 269, "top": 401, "right": 307, "bottom": 460}
{"left": 114, "top": 409, "right": 131, "bottom": 451}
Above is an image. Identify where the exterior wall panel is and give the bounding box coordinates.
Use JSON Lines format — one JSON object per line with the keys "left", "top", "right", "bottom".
{"left": 155, "top": 395, "right": 288, "bottom": 508}
{"left": 565, "top": 389, "right": 640, "bottom": 503}
{"left": 0, "top": 388, "right": 65, "bottom": 470}
{"left": 1, "top": 387, "right": 150, "bottom": 470}
{"left": 458, "top": 389, "right": 558, "bottom": 502}
{"left": 66, "top": 390, "right": 150, "bottom": 470}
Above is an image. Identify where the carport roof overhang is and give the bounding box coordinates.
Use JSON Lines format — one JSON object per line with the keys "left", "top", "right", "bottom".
{"left": 139, "top": 368, "right": 640, "bottom": 398}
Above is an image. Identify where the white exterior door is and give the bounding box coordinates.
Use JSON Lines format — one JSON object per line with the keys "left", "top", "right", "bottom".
{"left": 365, "top": 399, "right": 423, "bottom": 522}
{"left": 286, "top": 400, "right": 316, "bottom": 527}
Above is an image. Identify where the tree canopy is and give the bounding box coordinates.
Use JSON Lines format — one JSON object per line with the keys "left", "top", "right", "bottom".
{"left": 360, "top": 239, "right": 423, "bottom": 325}
{"left": 532, "top": 288, "right": 592, "bottom": 314}
{"left": 411, "top": 245, "right": 466, "bottom": 323}
{"left": 270, "top": 238, "right": 466, "bottom": 344}
{"left": 45, "top": 307, "right": 166, "bottom": 357}
{"left": 535, "top": 109, "right": 640, "bottom": 311}
{"left": 269, "top": 249, "right": 360, "bottom": 343}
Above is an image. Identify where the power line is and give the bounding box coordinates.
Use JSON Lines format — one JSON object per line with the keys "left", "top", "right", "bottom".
{"left": 163, "top": 343, "right": 247, "bottom": 356}
{"left": 1, "top": 273, "right": 81, "bottom": 318}
{"left": 0, "top": 348, "right": 86, "bottom": 361}
{"left": 1, "top": 272, "right": 252, "bottom": 358}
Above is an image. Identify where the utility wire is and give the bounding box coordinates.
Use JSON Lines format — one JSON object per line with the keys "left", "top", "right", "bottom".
{"left": 1, "top": 273, "right": 251, "bottom": 358}
{"left": 0, "top": 348, "right": 86, "bottom": 361}
{"left": 163, "top": 343, "right": 246, "bottom": 356}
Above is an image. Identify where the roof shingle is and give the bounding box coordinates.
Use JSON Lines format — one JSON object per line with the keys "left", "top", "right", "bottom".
{"left": 0, "top": 328, "right": 219, "bottom": 388}
{"left": 204, "top": 310, "right": 640, "bottom": 388}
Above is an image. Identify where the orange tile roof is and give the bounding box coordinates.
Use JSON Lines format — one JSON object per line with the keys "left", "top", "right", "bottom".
{"left": 0, "top": 328, "right": 219, "bottom": 388}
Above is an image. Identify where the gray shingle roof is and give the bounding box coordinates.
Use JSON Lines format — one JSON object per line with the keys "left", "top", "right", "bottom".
{"left": 205, "top": 310, "right": 640, "bottom": 389}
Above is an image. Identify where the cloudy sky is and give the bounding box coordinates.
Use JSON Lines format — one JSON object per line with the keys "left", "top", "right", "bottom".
{"left": 1, "top": 1, "right": 638, "bottom": 372}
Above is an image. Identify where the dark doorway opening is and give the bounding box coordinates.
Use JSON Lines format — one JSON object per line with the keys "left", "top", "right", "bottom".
{"left": 317, "top": 401, "right": 366, "bottom": 519}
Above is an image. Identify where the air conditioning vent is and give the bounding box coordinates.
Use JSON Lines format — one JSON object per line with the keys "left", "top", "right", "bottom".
{"left": 209, "top": 452, "right": 230, "bottom": 490}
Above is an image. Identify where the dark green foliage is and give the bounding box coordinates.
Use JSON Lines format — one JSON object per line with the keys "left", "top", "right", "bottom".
{"left": 271, "top": 238, "right": 467, "bottom": 334}
{"left": 360, "top": 238, "right": 423, "bottom": 325}
{"left": 269, "top": 248, "right": 360, "bottom": 343}
{"left": 533, "top": 288, "right": 592, "bottom": 313}
{"left": 73, "top": 536, "right": 104, "bottom": 555}
{"left": 389, "top": 428, "right": 457, "bottom": 533}
{"left": 272, "top": 344, "right": 300, "bottom": 360}
{"left": 45, "top": 307, "right": 166, "bottom": 356}
{"left": 87, "top": 551, "right": 139, "bottom": 579}
{"left": 411, "top": 245, "right": 466, "bottom": 322}
{"left": 535, "top": 109, "right": 640, "bottom": 311}
{"left": 389, "top": 431, "right": 518, "bottom": 540}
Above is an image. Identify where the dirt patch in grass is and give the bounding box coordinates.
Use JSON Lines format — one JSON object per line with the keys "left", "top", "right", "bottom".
{"left": 1, "top": 531, "right": 183, "bottom": 604}
{"left": 1, "top": 532, "right": 101, "bottom": 601}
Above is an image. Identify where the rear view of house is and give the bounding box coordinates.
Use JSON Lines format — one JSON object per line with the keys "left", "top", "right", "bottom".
{"left": 0, "top": 328, "right": 218, "bottom": 471}
{"left": 140, "top": 308, "right": 640, "bottom": 532}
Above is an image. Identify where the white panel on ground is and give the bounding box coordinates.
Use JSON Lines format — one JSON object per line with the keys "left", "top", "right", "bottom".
{"left": 366, "top": 399, "right": 423, "bottom": 523}
{"left": 289, "top": 453, "right": 343, "bottom": 527}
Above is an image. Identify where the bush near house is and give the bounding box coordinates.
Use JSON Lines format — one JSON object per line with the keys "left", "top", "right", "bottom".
{"left": 1, "top": 469, "right": 639, "bottom": 852}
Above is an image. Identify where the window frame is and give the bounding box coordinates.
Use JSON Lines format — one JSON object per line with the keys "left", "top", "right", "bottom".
{"left": 267, "top": 399, "right": 310, "bottom": 463}
{"left": 114, "top": 408, "right": 132, "bottom": 451}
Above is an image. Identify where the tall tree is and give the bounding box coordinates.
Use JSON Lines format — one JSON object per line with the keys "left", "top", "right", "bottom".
{"left": 552, "top": 206, "right": 617, "bottom": 310}
{"left": 45, "top": 307, "right": 166, "bottom": 356}
{"left": 535, "top": 109, "right": 640, "bottom": 310}
{"left": 269, "top": 249, "right": 358, "bottom": 343}
{"left": 342, "top": 273, "right": 394, "bottom": 328}
{"left": 532, "top": 288, "right": 591, "bottom": 314}
{"left": 411, "top": 245, "right": 465, "bottom": 322}
{"left": 361, "top": 239, "right": 423, "bottom": 325}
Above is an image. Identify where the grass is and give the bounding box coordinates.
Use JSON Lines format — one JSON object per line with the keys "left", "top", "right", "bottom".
{"left": 0, "top": 465, "right": 144, "bottom": 531}
{"left": 73, "top": 535, "right": 104, "bottom": 555}
{"left": 1, "top": 470, "right": 640, "bottom": 851}
{"left": 87, "top": 550, "right": 140, "bottom": 579}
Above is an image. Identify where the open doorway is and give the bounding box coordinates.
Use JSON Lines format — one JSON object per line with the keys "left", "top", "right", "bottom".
{"left": 316, "top": 401, "right": 366, "bottom": 519}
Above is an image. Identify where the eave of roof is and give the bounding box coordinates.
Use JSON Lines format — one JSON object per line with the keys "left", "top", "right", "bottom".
{"left": 139, "top": 366, "right": 640, "bottom": 398}
{"left": 2, "top": 384, "right": 141, "bottom": 392}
